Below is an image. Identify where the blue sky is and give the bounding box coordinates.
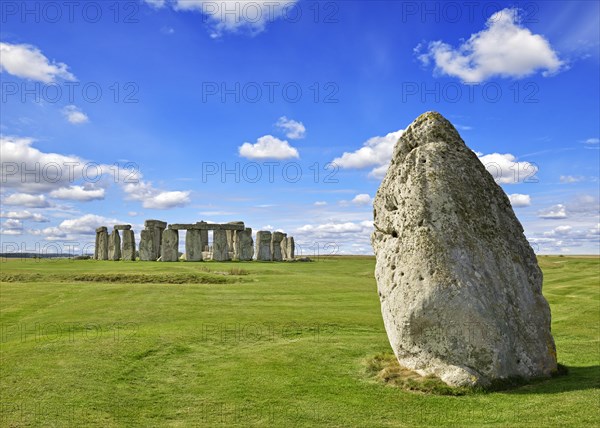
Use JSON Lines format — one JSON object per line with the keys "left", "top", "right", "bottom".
{"left": 1, "top": 0, "right": 599, "bottom": 255}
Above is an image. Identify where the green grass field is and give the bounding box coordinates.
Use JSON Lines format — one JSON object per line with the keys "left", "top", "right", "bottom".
{"left": 1, "top": 256, "right": 598, "bottom": 427}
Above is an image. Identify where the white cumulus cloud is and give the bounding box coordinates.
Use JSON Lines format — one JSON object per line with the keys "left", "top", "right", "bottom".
{"left": 416, "top": 8, "right": 564, "bottom": 83}
{"left": 62, "top": 105, "right": 89, "bottom": 124}
{"left": 0, "top": 210, "right": 49, "bottom": 222}
{"left": 49, "top": 185, "right": 105, "bottom": 201}
{"left": 239, "top": 135, "right": 299, "bottom": 160}
{"left": 0, "top": 136, "right": 89, "bottom": 193}
{"left": 144, "top": 0, "right": 166, "bottom": 8}
{"left": 276, "top": 116, "right": 306, "bottom": 139}
{"left": 538, "top": 204, "right": 568, "bottom": 219}
{"left": 32, "top": 214, "right": 122, "bottom": 241}
{"left": 332, "top": 129, "right": 404, "bottom": 178}
{"left": 172, "top": 0, "right": 298, "bottom": 38}
{"left": 0, "top": 42, "right": 76, "bottom": 83}
{"left": 477, "top": 152, "right": 538, "bottom": 184}
{"left": 123, "top": 180, "right": 191, "bottom": 210}
{"left": 508, "top": 193, "right": 531, "bottom": 207}
{"left": 3, "top": 193, "right": 50, "bottom": 208}
{"left": 351, "top": 194, "right": 372, "bottom": 206}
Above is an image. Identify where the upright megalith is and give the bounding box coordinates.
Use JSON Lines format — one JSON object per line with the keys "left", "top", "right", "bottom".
{"left": 213, "top": 229, "right": 230, "bottom": 261}
{"left": 139, "top": 230, "right": 155, "bottom": 261}
{"left": 196, "top": 222, "right": 209, "bottom": 252}
{"left": 226, "top": 222, "right": 245, "bottom": 260}
{"left": 284, "top": 236, "right": 295, "bottom": 260}
{"left": 237, "top": 228, "right": 254, "bottom": 261}
{"left": 144, "top": 220, "right": 167, "bottom": 260}
{"left": 108, "top": 229, "right": 121, "bottom": 261}
{"left": 371, "top": 111, "right": 557, "bottom": 387}
{"left": 185, "top": 229, "right": 204, "bottom": 262}
{"left": 281, "top": 233, "right": 289, "bottom": 260}
{"left": 121, "top": 229, "right": 136, "bottom": 261}
{"left": 255, "top": 231, "right": 272, "bottom": 261}
{"left": 271, "top": 232, "right": 285, "bottom": 262}
{"left": 161, "top": 228, "right": 179, "bottom": 262}
{"left": 95, "top": 227, "right": 108, "bottom": 260}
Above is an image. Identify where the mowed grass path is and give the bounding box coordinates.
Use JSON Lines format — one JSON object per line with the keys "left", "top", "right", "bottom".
{"left": 1, "top": 256, "right": 598, "bottom": 427}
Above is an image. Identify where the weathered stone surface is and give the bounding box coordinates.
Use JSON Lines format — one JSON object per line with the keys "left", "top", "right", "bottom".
{"left": 185, "top": 229, "right": 204, "bottom": 262}
{"left": 169, "top": 223, "right": 244, "bottom": 231}
{"left": 168, "top": 223, "right": 195, "bottom": 230}
{"left": 145, "top": 219, "right": 167, "bottom": 228}
{"left": 114, "top": 224, "right": 132, "bottom": 230}
{"left": 95, "top": 229, "right": 108, "bottom": 260}
{"left": 281, "top": 233, "right": 289, "bottom": 260}
{"left": 371, "top": 111, "right": 557, "bottom": 387}
{"left": 255, "top": 231, "right": 272, "bottom": 261}
{"left": 96, "top": 226, "right": 107, "bottom": 233}
{"left": 284, "top": 236, "right": 295, "bottom": 260}
{"left": 139, "top": 229, "right": 155, "bottom": 261}
{"left": 108, "top": 230, "right": 121, "bottom": 261}
{"left": 195, "top": 222, "right": 209, "bottom": 251}
{"left": 226, "top": 222, "right": 245, "bottom": 257}
{"left": 213, "top": 229, "right": 230, "bottom": 261}
{"left": 271, "top": 232, "right": 285, "bottom": 261}
{"left": 160, "top": 229, "right": 179, "bottom": 262}
{"left": 237, "top": 228, "right": 254, "bottom": 261}
{"left": 121, "top": 230, "right": 136, "bottom": 261}
{"left": 144, "top": 220, "right": 166, "bottom": 259}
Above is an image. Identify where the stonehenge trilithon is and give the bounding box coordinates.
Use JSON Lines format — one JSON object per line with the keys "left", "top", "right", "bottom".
{"left": 121, "top": 229, "right": 136, "bottom": 261}
{"left": 108, "top": 229, "right": 121, "bottom": 261}
{"left": 271, "top": 232, "right": 285, "bottom": 262}
{"left": 95, "top": 227, "right": 108, "bottom": 260}
{"left": 255, "top": 231, "right": 272, "bottom": 261}
{"left": 161, "top": 228, "right": 179, "bottom": 262}
{"left": 372, "top": 111, "right": 557, "bottom": 387}
{"left": 140, "top": 220, "right": 166, "bottom": 261}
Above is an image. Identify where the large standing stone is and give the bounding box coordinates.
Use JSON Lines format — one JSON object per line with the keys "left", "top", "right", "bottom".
{"left": 121, "top": 230, "right": 136, "bottom": 261}
{"left": 95, "top": 227, "right": 109, "bottom": 260}
{"left": 196, "top": 222, "right": 209, "bottom": 252}
{"left": 284, "top": 236, "right": 295, "bottom": 260}
{"left": 271, "top": 232, "right": 285, "bottom": 262}
{"left": 255, "top": 231, "right": 272, "bottom": 261}
{"left": 161, "top": 228, "right": 179, "bottom": 262}
{"left": 139, "top": 229, "right": 155, "bottom": 261}
{"left": 237, "top": 228, "right": 254, "bottom": 261}
{"left": 225, "top": 222, "right": 245, "bottom": 260}
{"left": 108, "top": 230, "right": 121, "bottom": 261}
{"left": 371, "top": 111, "right": 557, "bottom": 387}
{"left": 185, "top": 229, "right": 204, "bottom": 262}
{"left": 213, "top": 229, "right": 230, "bottom": 261}
{"left": 145, "top": 220, "right": 167, "bottom": 260}
{"left": 281, "top": 233, "right": 289, "bottom": 260}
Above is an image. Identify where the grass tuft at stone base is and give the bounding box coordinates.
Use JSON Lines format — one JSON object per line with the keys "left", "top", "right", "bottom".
{"left": 364, "top": 353, "right": 570, "bottom": 396}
